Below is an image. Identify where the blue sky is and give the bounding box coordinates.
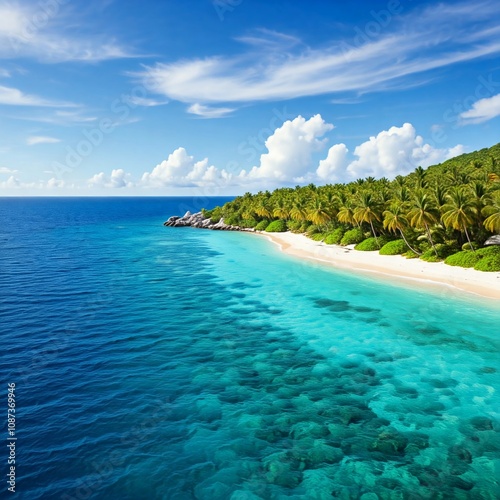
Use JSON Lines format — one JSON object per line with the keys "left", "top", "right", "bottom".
{"left": 1, "top": 0, "right": 499, "bottom": 196}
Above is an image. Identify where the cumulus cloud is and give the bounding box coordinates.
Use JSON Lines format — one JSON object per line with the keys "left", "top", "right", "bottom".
{"left": 66, "top": 116, "right": 466, "bottom": 193}
{"left": 316, "top": 144, "right": 349, "bottom": 182}
{"left": 460, "top": 93, "right": 500, "bottom": 124}
{"left": 243, "top": 114, "right": 333, "bottom": 183}
{"left": 27, "top": 135, "right": 61, "bottom": 146}
{"left": 141, "top": 147, "right": 232, "bottom": 188}
{"left": 88, "top": 169, "right": 133, "bottom": 189}
{"left": 345, "top": 123, "right": 464, "bottom": 179}
{"left": 46, "top": 177, "right": 65, "bottom": 188}
{"left": 0, "top": 167, "right": 18, "bottom": 174}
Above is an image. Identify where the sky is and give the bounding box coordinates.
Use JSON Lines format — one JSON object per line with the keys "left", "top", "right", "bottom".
{"left": 0, "top": 0, "right": 500, "bottom": 196}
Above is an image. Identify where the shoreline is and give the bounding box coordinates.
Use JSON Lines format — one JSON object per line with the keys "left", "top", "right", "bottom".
{"left": 255, "top": 231, "right": 500, "bottom": 301}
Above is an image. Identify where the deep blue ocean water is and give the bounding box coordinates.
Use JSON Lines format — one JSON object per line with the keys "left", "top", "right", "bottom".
{"left": 0, "top": 197, "right": 499, "bottom": 500}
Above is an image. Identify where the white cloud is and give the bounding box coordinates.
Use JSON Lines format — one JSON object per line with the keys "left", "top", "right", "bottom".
{"left": 0, "top": 68, "right": 10, "bottom": 78}
{"left": 141, "top": 147, "right": 232, "bottom": 188}
{"left": 0, "top": 167, "right": 18, "bottom": 174}
{"left": 460, "top": 93, "right": 500, "bottom": 124}
{"left": 139, "top": 2, "right": 500, "bottom": 110}
{"left": 0, "top": 175, "right": 21, "bottom": 189}
{"left": 243, "top": 114, "right": 333, "bottom": 182}
{"left": 27, "top": 135, "right": 61, "bottom": 146}
{"left": 46, "top": 177, "right": 65, "bottom": 188}
{"left": 316, "top": 144, "right": 349, "bottom": 181}
{"left": 88, "top": 169, "right": 133, "bottom": 189}
{"left": 124, "top": 96, "right": 169, "bottom": 107}
{"left": 0, "top": 85, "right": 72, "bottom": 107}
{"left": 82, "top": 117, "right": 465, "bottom": 192}
{"left": 187, "top": 103, "right": 235, "bottom": 119}
{"left": 345, "top": 123, "right": 464, "bottom": 179}
{"left": 0, "top": 3, "right": 134, "bottom": 63}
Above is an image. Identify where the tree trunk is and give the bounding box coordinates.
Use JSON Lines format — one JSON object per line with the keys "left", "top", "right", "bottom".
{"left": 399, "top": 229, "right": 421, "bottom": 255}
{"left": 370, "top": 220, "right": 379, "bottom": 247}
{"left": 424, "top": 221, "right": 438, "bottom": 256}
{"left": 463, "top": 224, "right": 475, "bottom": 253}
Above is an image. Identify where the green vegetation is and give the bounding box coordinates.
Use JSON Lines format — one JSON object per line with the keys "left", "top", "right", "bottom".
{"left": 265, "top": 220, "right": 287, "bottom": 232}
{"left": 203, "top": 143, "right": 500, "bottom": 271}
{"left": 445, "top": 251, "right": 480, "bottom": 268}
{"left": 355, "top": 236, "right": 389, "bottom": 251}
{"left": 340, "top": 228, "right": 365, "bottom": 246}
{"left": 254, "top": 220, "right": 270, "bottom": 231}
{"left": 324, "top": 227, "right": 345, "bottom": 245}
{"left": 379, "top": 239, "right": 407, "bottom": 255}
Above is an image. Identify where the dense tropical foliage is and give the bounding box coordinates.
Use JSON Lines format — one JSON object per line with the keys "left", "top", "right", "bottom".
{"left": 204, "top": 143, "right": 500, "bottom": 271}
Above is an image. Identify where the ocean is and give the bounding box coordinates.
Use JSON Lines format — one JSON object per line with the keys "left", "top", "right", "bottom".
{"left": 0, "top": 197, "right": 499, "bottom": 499}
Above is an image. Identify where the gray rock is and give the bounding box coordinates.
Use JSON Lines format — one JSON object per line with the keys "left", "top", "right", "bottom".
{"left": 485, "top": 234, "right": 500, "bottom": 245}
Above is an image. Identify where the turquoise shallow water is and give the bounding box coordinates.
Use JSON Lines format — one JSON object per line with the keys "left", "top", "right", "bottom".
{"left": 1, "top": 198, "right": 499, "bottom": 499}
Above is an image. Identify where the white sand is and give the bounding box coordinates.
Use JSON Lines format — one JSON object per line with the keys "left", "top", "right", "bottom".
{"left": 256, "top": 231, "right": 500, "bottom": 301}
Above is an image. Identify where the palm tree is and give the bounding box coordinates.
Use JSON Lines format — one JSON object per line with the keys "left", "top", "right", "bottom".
{"left": 383, "top": 203, "right": 421, "bottom": 255}
{"left": 289, "top": 197, "right": 308, "bottom": 222}
{"left": 407, "top": 192, "right": 440, "bottom": 256}
{"left": 336, "top": 192, "right": 355, "bottom": 226}
{"left": 441, "top": 187, "right": 477, "bottom": 250}
{"left": 254, "top": 196, "right": 272, "bottom": 219}
{"left": 307, "top": 196, "right": 331, "bottom": 225}
{"left": 273, "top": 198, "right": 290, "bottom": 220}
{"left": 414, "top": 166, "right": 427, "bottom": 189}
{"left": 307, "top": 197, "right": 331, "bottom": 225}
{"left": 353, "top": 191, "right": 382, "bottom": 244}
{"left": 483, "top": 191, "right": 500, "bottom": 233}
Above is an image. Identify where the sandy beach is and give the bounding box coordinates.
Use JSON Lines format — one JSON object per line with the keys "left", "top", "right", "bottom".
{"left": 257, "top": 231, "right": 500, "bottom": 301}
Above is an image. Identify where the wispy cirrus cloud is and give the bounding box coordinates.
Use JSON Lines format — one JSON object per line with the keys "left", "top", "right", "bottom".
{"left": 26, "top": 135, "right": 61, "bottom": 146}
{"left": 187, "top": 103, "right": 235, "bottom": 118}
{"left": 460, "top": 93, "right": 500, "bottom": 124}
{"left": 0, "top": 2, "right": 136, "bottom": 63}
{"left": 0, "top": 85, "right": 74, "bottom": 107}
{"left": 139, "top": 1, "right": 500, "bottom": 111}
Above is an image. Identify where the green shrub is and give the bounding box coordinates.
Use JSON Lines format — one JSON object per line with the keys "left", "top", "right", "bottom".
{"left": 379, "top": 239, "right": 407, "bottom": 255}
{"left": 340, "top": 227, "right": 365, "bottom": 246}
{"left": 474, "top": 254, "right": 500, "bottom": 272}
{"left": 306, "top": 224, "right": 321, "bottom": 236}
{"left": 300, "top": 221, "right": 312, "bottom": 232}
{"left": 355, "top": 236, "right": 389, "bottom": 251}
{"left": 239, "top": 218, "right": 258, "bottom": 228}
{"left": 287, "top": 220, "right": 302, "bottom": 232}
{"left": 225, "top": 215, "right": 240, "bottom": 226}
{"left": 445, "top": 251, "right": 480, "bottom": 268}
{"left": 324, "top": 227, "right": 345, "bottom": 245}
{"left": 420, "top": 244, "right": 456, "bottom": 262}
{"left": 476, "top": 246, "right": 500, "bottom": 257}
{"left": 265, "top": 220, "right": 287, "bottom": 232}
{"left": 461, "top": 242, "right": 477, "bottom": 251}
{"left": 309, "top": 233, "right": 326, "bottom": 241}
{"left": 403, "top": 250, "right": 419, "bottom": 259}
{"left": 255, "top": 220, "right": 270, "bottom": 231}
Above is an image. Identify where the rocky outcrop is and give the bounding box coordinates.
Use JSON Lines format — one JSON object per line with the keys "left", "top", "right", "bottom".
{"left": 485, "top": 234, "right": 500, "bottom": 245}
{"left": 164, "top": 211, "right": 254, "bottom": 232}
